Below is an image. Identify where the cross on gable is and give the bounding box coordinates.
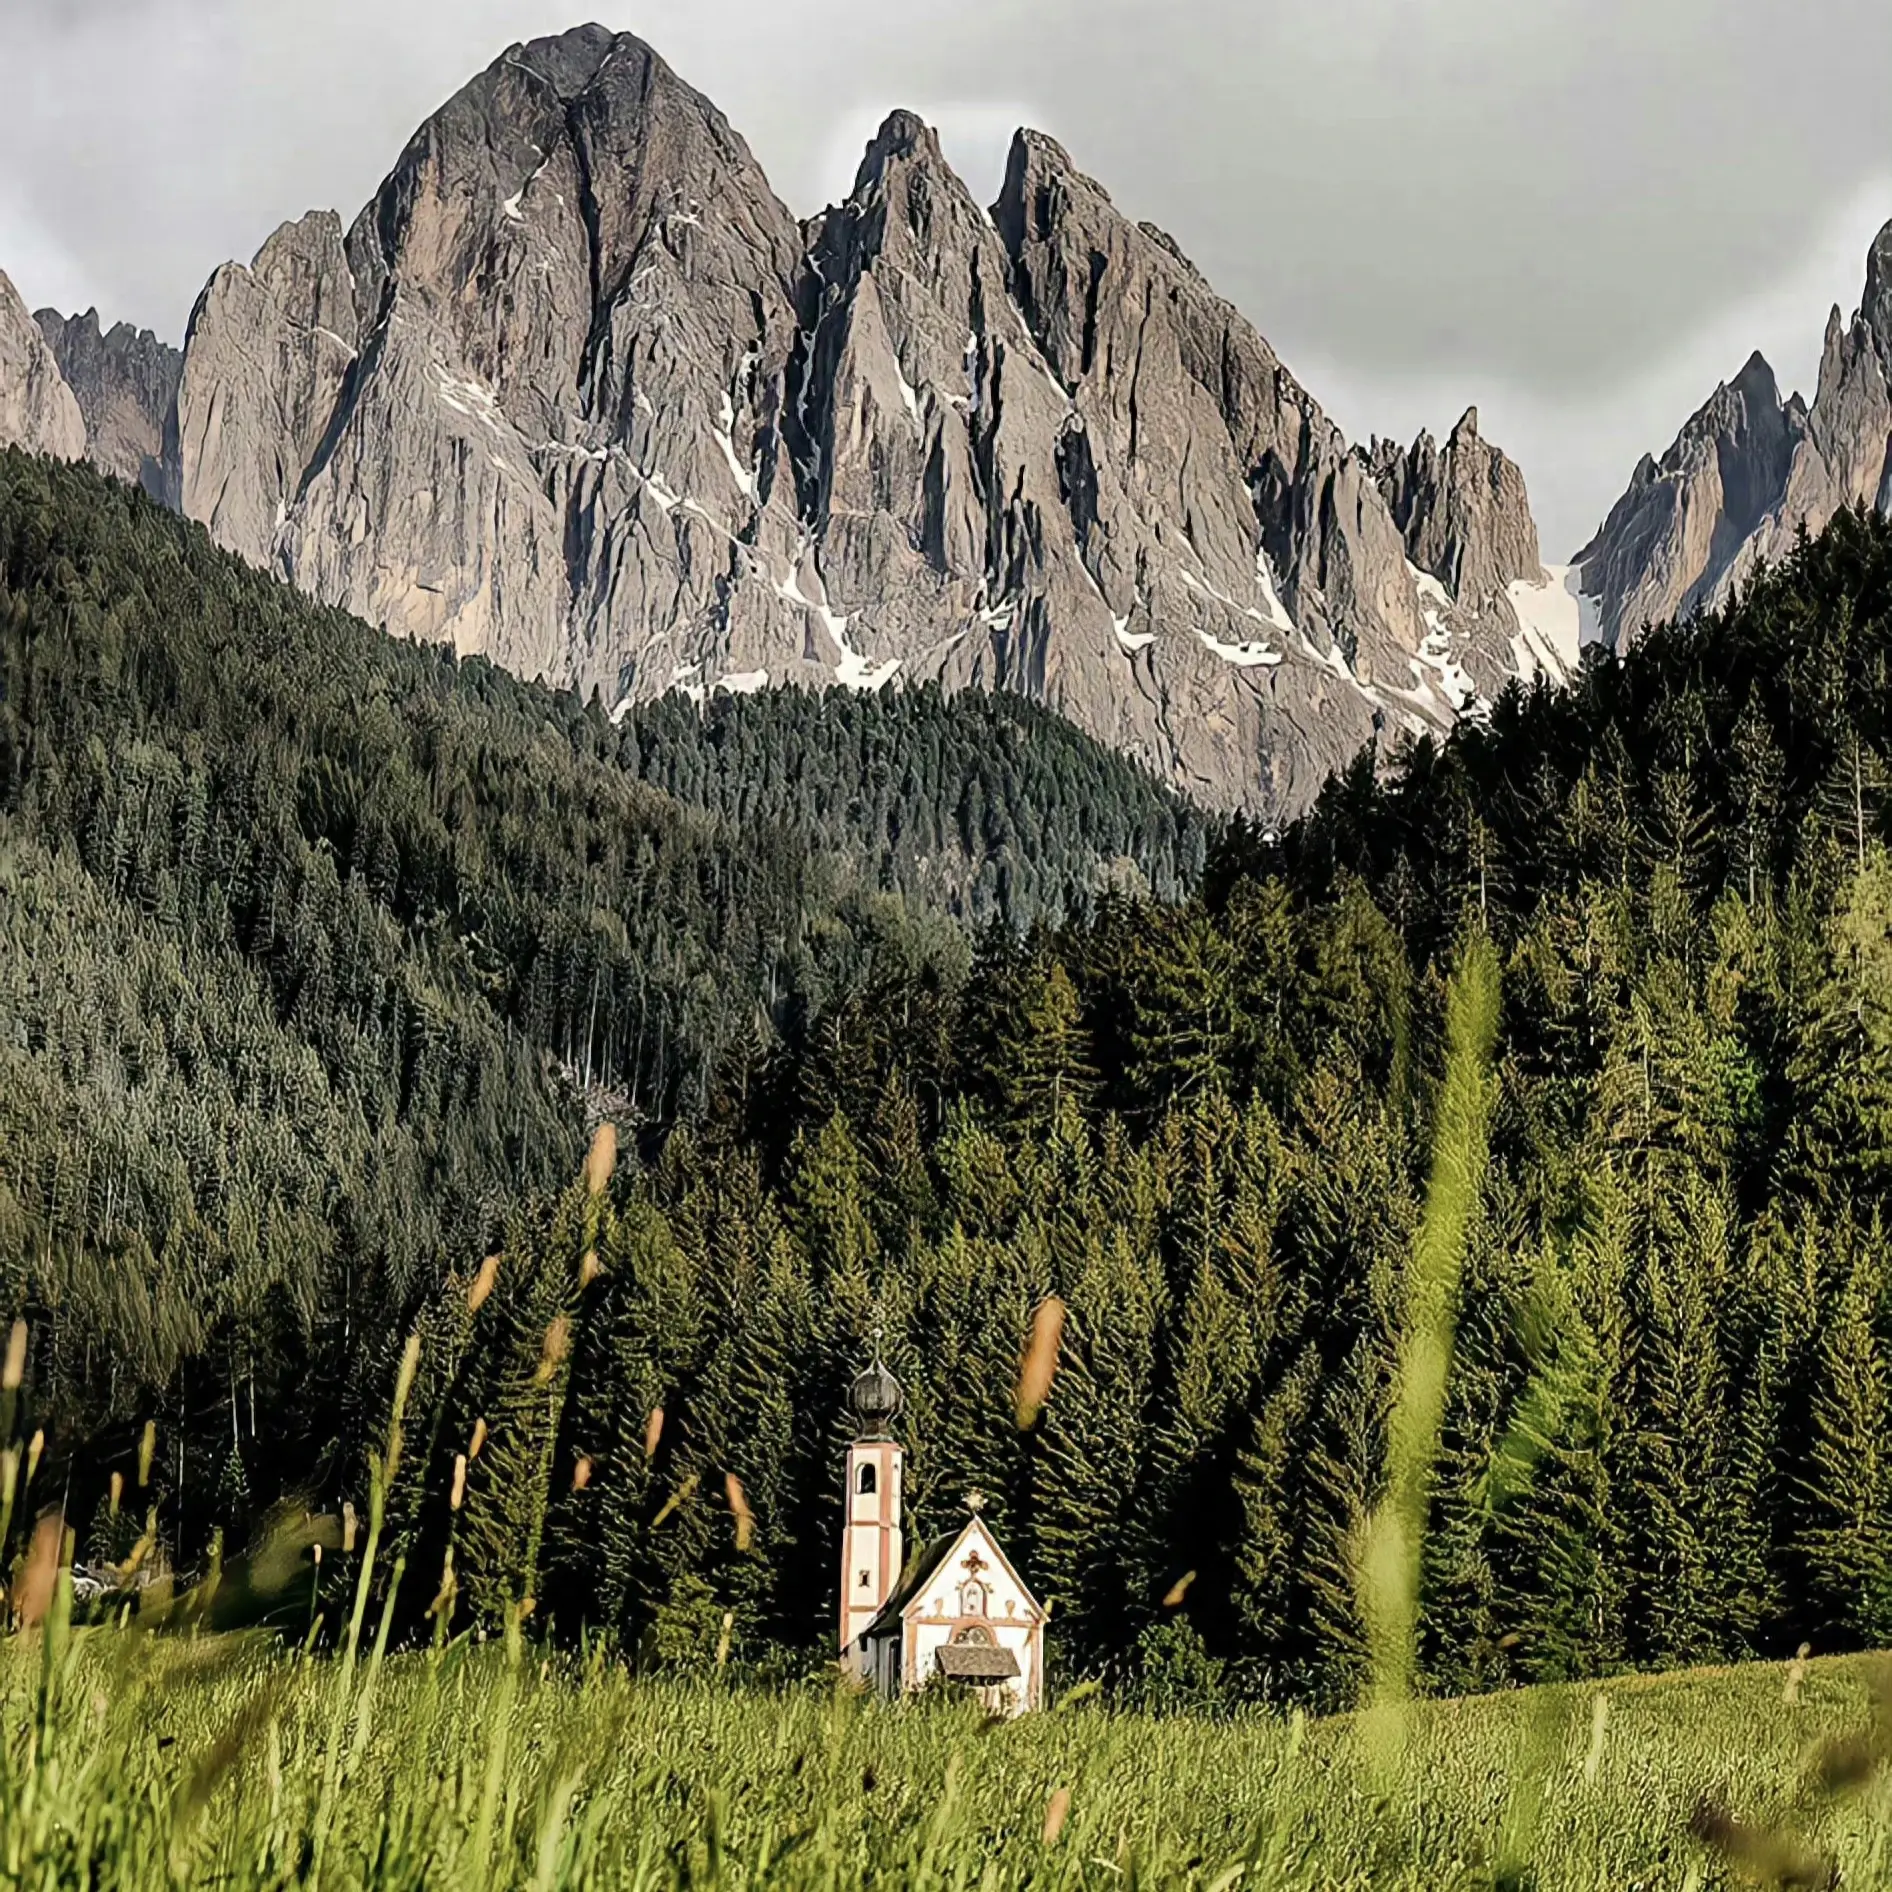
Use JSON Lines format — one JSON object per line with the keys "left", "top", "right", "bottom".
{"left": 961, "top": 1548, "right": 988, "bottom": 1578}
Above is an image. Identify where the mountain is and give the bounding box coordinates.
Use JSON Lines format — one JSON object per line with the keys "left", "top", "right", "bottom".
{"left": 0, "top": 269, "right": 85, "bottom": 462}
{"left": 112, "top": 24, "right": 1567, "bottom": 816}
{"left": 1578, "top": 218, "right": 1892, "bottom": 648}
{"left": 33, "top": 307, "right": 181, "bottom": 498}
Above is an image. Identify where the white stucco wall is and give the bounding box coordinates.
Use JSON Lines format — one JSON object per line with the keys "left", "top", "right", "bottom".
{"left": 902, "top": 1517, "right": 1043, "bottom": 1715}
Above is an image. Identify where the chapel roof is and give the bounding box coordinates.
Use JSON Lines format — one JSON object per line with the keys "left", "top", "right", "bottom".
{"left": 858, "top": 1515, "right": 1044, "bottom": 1642}
{"left": 936, "top": 1642, "right": 1021, "bottom": 1682}
{"left": 860, "top": 1531, "right": 959, "bottom": 1640}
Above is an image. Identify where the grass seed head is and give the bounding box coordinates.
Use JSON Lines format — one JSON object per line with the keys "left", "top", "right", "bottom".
{"left": 585, "top": 1123, "right": 618, "bottom": 1197}
{"left": 115, "top": 1510, "right": 159, "bottom": 1586}
{"left": 391, "top": 1332, "right": 422, "bottom": 1427}
{"left": 2, "top": 1318, "right": 25, "bottom": 1391}
{"left": 579, "top": 1248, "right": 602, "bottom": 1289}
{"left": 1582, "top": 1692, "right": 1611, "bottom": 1784}
{"left": 573, "top": 1455, "right": 594, "bottom": 1491}
{"left": 653, "top": 1472, "right": 699, "bottom": 1528}
{"left": 725, "top": 1471, "right": 753, "bottom": 1550}
{"left": 450, "top": 1454, "right": 467, "bottom": 1511}
{"left": 18, "top": 1510, "right": 63, "bottom": 1627}
{"left": 1162, "top": 1570, "right": 1197, "bottom": 1608}
{"left": 1786, "top": 1642, "right": 1812, "bottom": 1705}
{"left": 109, "top": 1469, "right": 124, "bottom": 1516}
{"left": 26, "top": 1428, "right": 43, "bottom": 1486}
{"left": 427, "top": 1549, "right": 457, "bottom": 1620}
{"left": 534, "top": 1315, "right": 571, "bottom": 1385}
{"left": 1015, "top": 1297, "right": 1067, "bottom": 1430}
{"left": 469, "top": 1417, "right": 488, "bottom": 1461}
{"left": 644, "top": 1406, "right": 665, "bottom": 1459}
{"left": 1043, "top": 1787, "right": 1071, "bottom": 1846}
{"left": 468, "top": 1254, "right": 501, "bottom": 1312}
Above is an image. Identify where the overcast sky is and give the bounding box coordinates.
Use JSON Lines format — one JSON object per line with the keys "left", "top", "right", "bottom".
{"left": 3, "top": 0, "right": 1888, "bottom": 556}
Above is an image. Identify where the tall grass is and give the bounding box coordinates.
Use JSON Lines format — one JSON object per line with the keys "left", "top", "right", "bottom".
{"left": 1357, "top": 935, "right": 1501, "bottom": 1787}
{"left": 2, "top": 1632, "right": 1890, "bottom": 1887}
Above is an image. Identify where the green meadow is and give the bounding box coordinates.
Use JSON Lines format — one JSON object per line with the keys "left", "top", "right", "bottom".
{"left": 3, "top": 1617, "right": 1888, "bottom": 1890}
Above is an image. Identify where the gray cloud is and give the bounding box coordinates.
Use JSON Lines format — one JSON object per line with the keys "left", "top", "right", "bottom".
{"left": 1, "top": 0, "right": 1887, "bottom": 553}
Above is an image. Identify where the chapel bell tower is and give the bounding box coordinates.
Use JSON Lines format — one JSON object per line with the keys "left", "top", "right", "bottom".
{"left": 839, "top": 1356, "right": 904, "bottom": 1654}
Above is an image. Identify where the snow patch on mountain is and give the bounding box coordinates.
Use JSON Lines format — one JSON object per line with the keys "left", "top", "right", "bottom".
{"left": 1505, "top": 564, "right": 1599, "bottom": 679}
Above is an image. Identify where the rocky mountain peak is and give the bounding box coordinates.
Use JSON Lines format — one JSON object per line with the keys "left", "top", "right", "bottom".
{"left": 855, "top": 108, "right": 940, "bottom": 179}
{"left": 1578, "top": 223, "right": 1892, "bottom": 650}
{"left": 20, "top": 27, "right": 1561, "bottom": 817}
{"left": 1866, "top": 219, "right": 1892, "bottom": 362}
{"left": 1732, "top": 349, "right": 1780, "bottom": 401}
{"left": 0, "top": 270, "right": 85, "bottom": 463}
{"left": 1369, "top": 409, "right": 1542, "bottom": 615}
{"left": 32, "top": 306, "right": 180, "bottom": 496}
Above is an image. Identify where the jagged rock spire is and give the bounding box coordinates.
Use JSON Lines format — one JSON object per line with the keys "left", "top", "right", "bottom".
{"left": 129, "top": 29, "right": 1556, "bottom": 815}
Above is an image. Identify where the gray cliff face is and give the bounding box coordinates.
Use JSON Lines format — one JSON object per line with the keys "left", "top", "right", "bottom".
{"left": 986, "top": 128, "right": 1412, "bottom": 807}
{"left": 180, "top": 28, "right": 815, "bottom": 695}
{"left": 1365, "top": 408, "right": 1564, "bottom": 706}
{"left": 157, "top": 25, "right": 1555, "bottom": 814}
{"left": 174, "top": 211, "right": 360, "bottom": 552}
{"left": 33, "top": 307, "right": 180, "bottom": 496}
{"left": 0, "top": 271, "right": 85, "bottom": 462}
{"left": 1369, "top": 408, "right": 1541, "bottom": 607}
{"left": 1580, "top": 220, "right": 1892, "bottom": 648}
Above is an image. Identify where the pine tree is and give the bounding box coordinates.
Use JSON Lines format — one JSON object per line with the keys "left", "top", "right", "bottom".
{"left": 1798, "top": 1230, "right": 1892, "bottom": 1645}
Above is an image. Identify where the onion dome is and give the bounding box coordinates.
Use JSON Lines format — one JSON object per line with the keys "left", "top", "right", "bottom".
{"left": 848, "top": 1359, "right": 903, "bottom": 1440}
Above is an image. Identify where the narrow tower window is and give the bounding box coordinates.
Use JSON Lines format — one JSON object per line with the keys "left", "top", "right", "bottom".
{"left": 857, "top": 1462, "right": 877, "bottom": 1495}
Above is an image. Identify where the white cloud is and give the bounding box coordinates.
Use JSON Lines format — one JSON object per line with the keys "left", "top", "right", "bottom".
{"left": 0, "top": 186, "right": 98, "bottom": 319}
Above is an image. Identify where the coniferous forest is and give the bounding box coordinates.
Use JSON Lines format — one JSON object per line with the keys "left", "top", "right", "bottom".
{"left": 8, "top": 446, "right": 1892, "bottom": 1710}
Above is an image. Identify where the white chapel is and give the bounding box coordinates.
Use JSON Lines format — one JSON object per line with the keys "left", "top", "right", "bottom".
{"left": 838, "top": 1358, "right": 1046, "bottom": 1717}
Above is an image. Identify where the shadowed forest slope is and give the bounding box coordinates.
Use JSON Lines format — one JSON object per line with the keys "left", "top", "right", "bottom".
{"left": 8, "top": 449, "right": 1892, "bottom": 1706}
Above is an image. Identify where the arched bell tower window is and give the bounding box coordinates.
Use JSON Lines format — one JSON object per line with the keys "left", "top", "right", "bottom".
{"left": 857, "top": 1462, "right": 877, "bottom": 1495}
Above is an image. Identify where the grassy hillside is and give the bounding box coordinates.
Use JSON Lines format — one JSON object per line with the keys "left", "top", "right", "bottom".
{"left": 4, "top": 1616, "right": 1887, "bottom": 1889}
